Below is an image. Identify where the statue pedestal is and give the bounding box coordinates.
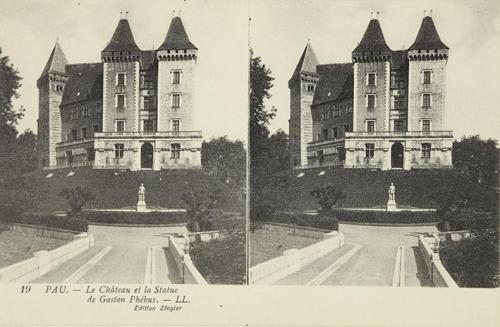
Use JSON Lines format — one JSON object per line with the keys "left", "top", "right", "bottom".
{"left": 386, "top": 200, "right": 397, "bottom": 212}
{"left": 137, "top": 201, "right": 147, "bottom": 212}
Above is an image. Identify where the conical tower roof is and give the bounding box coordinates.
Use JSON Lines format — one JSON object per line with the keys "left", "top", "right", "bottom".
{"left": 102, "top": 18, "right": 141, "bottom": 53}
{"left": 158, "top": 16, "right": 197, "bottom": 51}
{"left": 409, "top": 16, "right": 448, "bottom": 51}
{"left": 40, "top": 41, "right": 67, "bottom": 78}
{"left": 290, "top": 42, "right": 319, "bottom": 80}
{"left": 352, "top": 19, "right": 392, "bottom": 55}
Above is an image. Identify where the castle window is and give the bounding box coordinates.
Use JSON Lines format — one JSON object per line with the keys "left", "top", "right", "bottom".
{"left": 143, "top": 96, "right": 155, "bottom": 110}
{"left": 422, "top": 70, "right": 432, "bottom": 84}
{"left": 114, "top": 144, "right": 124, "bottom": 159}
{"left": 171, "top": 93, "right": 181, "bottom": 108}
{"left": 71, "top": 129, "right": 77, "bottom": 141}
{"left": 332, "top": 127, "right": 338, "bottom": 139}
{"left": 86, "top": 147, "right": 95, "bottom": 161}
{"left": 115, "top": 120, "right": 125, "bottom": 133}
{"left": 171, "top": 119, "right": 181, "bottom": 135}
{"left": 81, "top": 127, "right": 87, "bottom": 139}
{"left": 421, "top": 143, "right": 431, "bottom": 158}
{"left": 367, "top": 72, "right": 377, "bottom": 86}
{"left": 366, "top": 94, "right": 376, "bottom": 109}
{"left": 422, "top": 93, "right": 432, "bottom": 108}
{"left": 171, "top": 143, "right": 181, "bottom": 159}
{"left": 344, "top": 124, "right": 351, "bottom": 133}
{"left": 393, "top": 120, "right": 406, "bottom": 132}
{"left": 422, "top": 119, "right": 431, "bottom": 132}
{"left": 143, "top": 119, "right": 154, "bottom": 132}
{"left": 116, "top": 73, "right": 126, "bottom": 86}
{"left": 307, "top": 84, "right": 315, "bottom": 93}
{"left": 365, "top": 143, "right": 375, "bottom": 158}
{"left": 72, "top": 108, "right": 78, "bottom": 120}
{"left": 317, "top": 150, "right": 324, "bottom": 164}
{"left": 365, "top": 120, "right": 376, "bottom": 133}
{"left": 321, "top": 128, "right": 328, "bottom": 140}
{"left": 322, "top": 108, "right": 328, "bottom": 120}
{"left": 172, "top": 70, "right": 182, "bottom": 84}
{"left": 66, "top": 132, "right": 70, "bottom": 142}
{"left": 334, "top": 106, "right": 340, "bottom": 117}
{"left": 116, "top": 94, "right": 126, "bottom": 110}
{"left": 83, "top": 106, "right": 90, "bottom": 117}
{"left": 392, "top": 95, "right": 406, "bottom": 110}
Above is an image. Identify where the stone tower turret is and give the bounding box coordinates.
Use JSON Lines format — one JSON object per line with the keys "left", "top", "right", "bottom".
{"left": 37, "top": 41, "right": 68, "bottom": 168}
{"left": 407, "top": 15, "right": 449, "bottom": 132}
{"left": 101, "top": 17, "right": 142, "bottom": 133}
{"left": 288, "top": 42, "right": 319, "bottom": 167}
{"left": 352, "top": 18, "right": 392, "bottom": 133}
{"left": 156, "top": 15, "right": 198, "bottom": 133}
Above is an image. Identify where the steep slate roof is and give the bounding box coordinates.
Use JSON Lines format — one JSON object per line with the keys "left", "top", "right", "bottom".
{"left": 312, "top": 63, "right": 353, "bottom": 106}
{"left": 102, "top": 19, "right": 141, "bottom": 53}
{"left": 40, "top": 41, "right": 68, "bottom": 78}
{"left": 352, "top": 19, "right": 392, "bottom": 54}
{"left": 290, "top": 43, "right": 319, "bottom": 80}
{"left": 61, "top": 63, "right": 103, "bottom": 106}
{"left": 409, "top": 16, "right": 448, "bottom": 50}
{"left": 158, "top": 16, "right": 197, "bottom": 50}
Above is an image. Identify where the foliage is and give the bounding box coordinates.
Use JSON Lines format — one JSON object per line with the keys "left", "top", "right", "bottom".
{"left": 59, "top": 186, "right": 94, "bottom": 214}
{"left": 201, "top": 136, "right": 246, "bottom": 192}
{"left": 440, "top": 230, "right": 499, "bottom": 288}
{"left": 189, "top": 229, "right": 246, "bottom": 284}
{"left": 436, "top": 209, "right": 499, "bottom": 232}
{"left": 0, "top": 48, "right": 23, "bottom": 141}
{"left": 332, "top": 210, "right": 438, "bottom": 224}
{"left": 75, "top": 211, "right": 187, "bottom": 225}
{"left": 310, "top": 185, "right": 345, "bottom": 213}
{"left": 2, "top": 213, "right": 88, "bottom": 232}
{"left": 253, "top": 212, "right": 339, "bottom": 231}
{"left": 453, "top": 135, "right": 499, "bottom": 189}
{"left": 181, "top": 188, "right": 222, "bottom": 232}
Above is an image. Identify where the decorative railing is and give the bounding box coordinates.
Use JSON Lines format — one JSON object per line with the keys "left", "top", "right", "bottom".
{"left": 94, "top": 131, "right": 202, "bottom": 138}
{"left": 56, "top": 138, "right": 94, "bottom": 147}
{"left": 307, "top": 138, "right": 345, "bottom": 147}
{"left": 345, "top": 131, "right": 453, "bottom": 138}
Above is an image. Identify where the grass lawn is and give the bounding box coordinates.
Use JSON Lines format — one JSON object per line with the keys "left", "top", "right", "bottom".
{"left": 250, "top": 228, "right": 321, "bottom": 266}
{"left": 0, "top": 231, "right": 68, "bottom": 268}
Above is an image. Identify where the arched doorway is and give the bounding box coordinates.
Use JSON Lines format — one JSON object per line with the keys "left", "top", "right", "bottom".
{"left": 391, "top": 142, "right": 404, "bottom": 169}
{"left": 141, "top": 143, "right": 153, "bottom": 169}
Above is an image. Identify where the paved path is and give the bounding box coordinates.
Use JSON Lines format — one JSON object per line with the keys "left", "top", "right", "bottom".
{"left": 276, "top": 223, "right": 436, "bottom": 286}
{"left": 32, "top": 224, "right": 187, "bottom": 284}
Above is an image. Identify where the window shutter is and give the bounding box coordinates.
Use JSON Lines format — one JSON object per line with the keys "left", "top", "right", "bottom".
{"left": 170, "top": 71, "right": 173, "bottom": 83}
{"left": 374, "top": 94, "right": 378, "bottom": 107}
{"left": 124, "top": 95, "right": 127, "bottom": 108}
{"left": 115, "top": 73, "right": 118, "bottom": 86}
{"left": 430, "top": 71, "right": 433, "bottom": 84}
{"left": 114, "top": 95, "right": 117, "bottom": 108}
{"left": 365, "top": 73, "right": 368, "bottom": 86}
{"left": 365, "top": 94, "right": 368, "bottom": 107}
{"left": 179, "top": 71, "right": 183, "bottom": 84}
{"left": 430, "top": 94, "right": 433, "bottom": 107}
{"left": 374, "top": 73, "right": 378, "bottom": 86}
{"left": 179, "top": 94, "right": 182, "bottom": 107}
{"left": 420, "top": 93, "right": 423, "bottom": 107}
{"left": 124, "top": 74, "right": 127, "bottom": 86}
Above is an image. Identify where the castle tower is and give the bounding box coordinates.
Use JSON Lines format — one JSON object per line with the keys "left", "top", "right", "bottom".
{"left": 156, "top": 15, "right": 198, "bottom": 132}
{"left": 101, "top": 17, "right": 142, "bottom": 134}
{"left": 407, "top": 15, "right": 449, "bottom": 132}
{"left": 288, "top": 42, "right": 319, "bottom": 167}
{"left": 351, "top": 18, "right": 392, "bottom": 133}
{"left": 37, "top": 41, "right": 68, "bottom": 168}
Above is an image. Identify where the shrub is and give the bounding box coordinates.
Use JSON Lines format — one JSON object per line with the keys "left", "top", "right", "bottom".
{"left": 310, "top": 185, "right": 345, "bottom": 212}
{"left": 436, "top": 209, "right": 499, "bottom": 232}
{"left": 189, "top": 229, "right": 246, "bottom": 284}
{"left": 2, "top": 213, "right": 88, "bottom": 232}
{"left": 332, "top": 210, "right": 438, "bottom": 224}
{"left": 260, "top": 213, "right": 339, "bottom": 231}
{"left": 440, "top": 230, "right": 499, "bottom": 288}
{"left": 75, "top": 211, "right": 187, "bottom": 225}
{"left": 59, "top": 186, "right": 94, "bottom": 214}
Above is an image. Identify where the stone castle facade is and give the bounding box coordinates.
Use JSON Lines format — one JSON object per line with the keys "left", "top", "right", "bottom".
{"left": 289, "top": 15, "right": 453, "bottom": 170}
{"left": 37, "top": 15, "right": 202, "bottom": 171}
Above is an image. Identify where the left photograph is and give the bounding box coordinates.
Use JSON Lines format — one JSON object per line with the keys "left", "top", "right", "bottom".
{"left": 0, "top": 1, "right": 248, "bottom": 285}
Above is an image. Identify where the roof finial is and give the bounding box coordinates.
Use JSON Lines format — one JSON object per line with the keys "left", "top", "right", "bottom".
{"left": 424, "top": 10, "right": 427, "bottom": 17}
{"left": 376, "top": 11, "right": 380, "bottom": 19}
{"left": 429, "top": 9, "right": 433, "bottom": 17}
{"left": 125, "top": 11, "right": 129, "bottom": 18}
{"left": 172, "top": 10, "right": 176, "bottom": 18}
{"left": 370, "top": 11, "right": 373, "bottom": 19}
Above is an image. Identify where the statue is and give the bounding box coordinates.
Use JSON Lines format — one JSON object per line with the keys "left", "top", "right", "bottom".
{"left": 388, "top": 183, "right": 396, "bottom": 202}
{"left": 137, "top": 183, "right": 147, "bottom": 212}
{"left": 387, "top": 182, "right": 397, "bottom": 211}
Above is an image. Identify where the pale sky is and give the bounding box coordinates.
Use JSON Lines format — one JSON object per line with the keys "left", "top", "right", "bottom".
{"left": 250, "top": 0, "right": 500, "bottom": 142}
{"left": 0, "top": 0, "right": 248, "bottom": 142}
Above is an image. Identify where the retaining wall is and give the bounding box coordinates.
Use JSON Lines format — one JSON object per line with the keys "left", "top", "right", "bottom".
{"left": 259, "top": 222, "right": 331, "bottom": 239}
{"left": 168, "top": 237, "right": 208, "bottom": 285}
{"left": 418, "top": 235, "right": 458, "bottom": 287}
{"left": 250, "top": 231, "right": 344, "bottom": 285}
{"left": 7, "top": 224, "right": 79, "bottom": 241}
{"left": 0, "top": 233, "right": 94, "bottom": 283}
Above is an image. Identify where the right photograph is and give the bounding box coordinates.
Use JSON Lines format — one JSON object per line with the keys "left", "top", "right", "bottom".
{"left": 249, "top": 0, "right": 499, "bottom": 287}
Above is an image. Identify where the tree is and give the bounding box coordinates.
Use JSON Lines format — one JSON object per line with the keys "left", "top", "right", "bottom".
{"left": 453, "top": 135, "right": 499, "bottom": 189}
{"left": 0, "top": 48, "right": 24, "bottom": 170}
{"left": 11, "top": 129, "right": 38, "bottom": 174}
{"left": 266, "top": 129, "right": 290, "bottom": 173}
{"left": 181, "top": 189, "right": 221, "bottom": 233}
{"left": 201, "top": 136, "right": 246, "bottom": 192}
{"left": 310, "top": 185, "right": 345, "bottom": 213}
{"left": 59, "top": 186, "right": 94, "bottom": 215}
